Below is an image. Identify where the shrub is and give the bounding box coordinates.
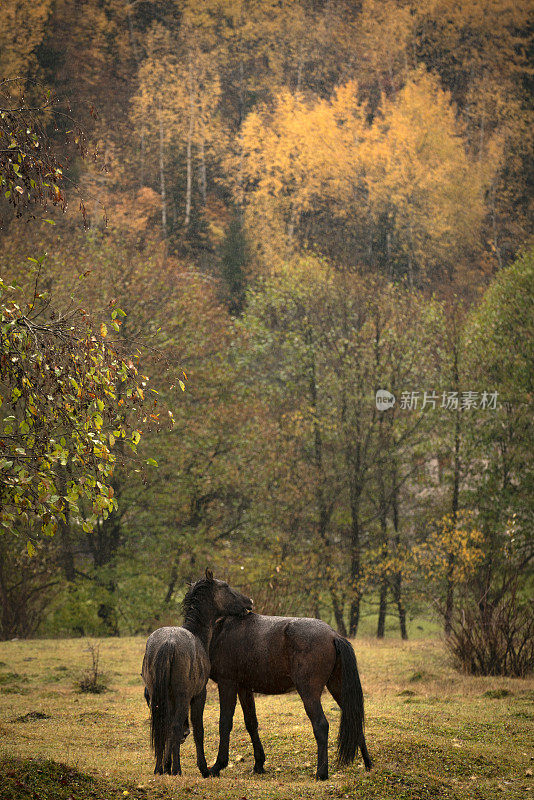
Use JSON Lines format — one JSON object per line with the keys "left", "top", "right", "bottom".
{"left": 75, "top": 644, "right": 109, "bottom": 694}
{"left": 446, "top": 576, "right": 534, "bottom": 677}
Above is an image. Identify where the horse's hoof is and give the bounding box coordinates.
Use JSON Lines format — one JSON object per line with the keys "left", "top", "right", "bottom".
{"left": 208, "top": 767, "right": 221, "bottom": 777}
{"left": 315, "top": 773, "right": 328, "bottom": 781}
{"left": 253, "top": 765, "right": 266, "bottom": 774}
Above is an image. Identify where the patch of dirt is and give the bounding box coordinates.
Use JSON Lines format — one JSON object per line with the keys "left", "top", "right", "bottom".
{"left": 12, "top": 711, "right": 51, "bottom": 722}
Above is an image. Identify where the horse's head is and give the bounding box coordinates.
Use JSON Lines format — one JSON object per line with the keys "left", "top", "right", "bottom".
{"left": 205, "top": 568, "right": 253, "bottom": 618}
{"left": 183, "top": 569, "right": 253, "bottom": 626}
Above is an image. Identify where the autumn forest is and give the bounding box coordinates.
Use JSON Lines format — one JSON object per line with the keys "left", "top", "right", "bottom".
{"left": 0, "top": 0, "right": 532, "bottom": 675}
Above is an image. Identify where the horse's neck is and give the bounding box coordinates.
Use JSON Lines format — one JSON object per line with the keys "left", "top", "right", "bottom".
{"left": 183, "top": 616, "right": 214, "bottom": 652}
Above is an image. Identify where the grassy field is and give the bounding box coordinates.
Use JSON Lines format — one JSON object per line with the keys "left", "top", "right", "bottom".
{"left": 0, "top": 635, "right": 532, "bottom": 799}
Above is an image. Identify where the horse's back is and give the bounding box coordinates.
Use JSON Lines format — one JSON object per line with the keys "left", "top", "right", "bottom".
{"left": 282, "top": 616, "right": 337, "bottom": 647}
{"left": 143, "top": 626, "right": 210, "bottom": 696}
{"left": 277, "top": 616, "right": 338, "bottom": 686}
{"left": 210, "top": 614, "right": 337, "bottom": 693}
{"left": 144, "top": 625, "right": 197, "bottom": 664}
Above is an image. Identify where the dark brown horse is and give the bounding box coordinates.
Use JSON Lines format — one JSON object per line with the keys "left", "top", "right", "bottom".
{"left": 142, "top": 569, "right": 252, "bottom": 776}
{"left": 209, "top": 612, "right": 372, "bottom": 780}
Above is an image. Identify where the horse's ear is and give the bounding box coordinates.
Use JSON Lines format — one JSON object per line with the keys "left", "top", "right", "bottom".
{"left": 205, "top": 568, "right": 214, "bottom": 582}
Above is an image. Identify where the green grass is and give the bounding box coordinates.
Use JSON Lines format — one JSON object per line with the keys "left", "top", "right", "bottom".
{"left": 0, "top": 637, "right": 532, "bottom": 799}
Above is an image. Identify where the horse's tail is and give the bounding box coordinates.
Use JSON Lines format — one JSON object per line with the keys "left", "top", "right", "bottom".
{"left": 334, "top": 636, "right": 372, "bottom": 770}
{"left": 149, "top": 640, "right": 175, "bottom": 766}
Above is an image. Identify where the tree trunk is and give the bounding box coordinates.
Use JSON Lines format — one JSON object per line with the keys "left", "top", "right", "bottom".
{"left": 97, "top": 583, "right": 119, "bottom": 637}
{"left": 393, "top": 571, "right": 408, "bottom": 640}
{"left": 306, "top": 326, "right": 344, "bottom": 634}
{"left": 330, "top": 588, "right": 347, "bottom": 637}
{"left": 377, "top": 427, "right": 389, "bottom": 639}
{"left": 312, "top": 594, "right": 321, "bottom": 620}
{"left": 348, "top": 501, "right": 361, "bottom": 637}
{"left": 445, "top": 345, "right": 461, "bottom": 635}
{"left": 296, "top": 41, "right": 304, "bottom": 93}
{"left": 391, "top": 477, "right": 408, "bottom": 639}
{"left": 407, "top": 250, "right": 413, "bottom": 287}
{"left": 238, "top": 60, "right": 245, "bottom": 125}
{"left": 490, "top": 183, "right": 503, "bottom": 270}
{"left": 377, "top": 579, "right": 388, "bottom": 638}
{"left": 140, "top": 126, "right": 146, "bottom": 187}
{"left": 349, "top": 595, "right": 360, "bottom": 636}
{"left": 444, "top": 561, "right": 454, "bottom": 636}
{"left": 407, "top": 218, "right": 414, "bottom": 286}
{"left": 199, "top": 135, "right": 207, "bottom": 205}
{"left": 158, "top": 103, "right": 167, "bottom": 241}
{"left": 185, "top": 56, "right": 195, "bottom": 228}
{"left": 164, "top": 564, "right": 178, "bottom": 604}
{"left": 126, "top": 5, "right": 145, "bottom": 187}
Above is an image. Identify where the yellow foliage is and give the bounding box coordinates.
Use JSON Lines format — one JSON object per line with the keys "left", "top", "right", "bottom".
{"left": 108, "top": 187, "right": 162, "bottom": 236}
{"left": 236, "top": 65, "right": 495, "bottom": 279}
{"left": 130, "top": 23, "right": 223, "bottom": 155}
{"left": 363, "top": 511, "right": 484, "bottom": 593}
{"left": 0, "top": 0, "right": 52, "bottom": 78}
{"left": 356, "top": 0, "right": 416, "bottom": 99}
{"left": 412, "top": 512, "right": 485, "bottom": 585}
{"left": 363, "top": 68, "right": 492, "bottom": 282}
{"left": 237, "top": 82, "right": 366, "bottom": 265}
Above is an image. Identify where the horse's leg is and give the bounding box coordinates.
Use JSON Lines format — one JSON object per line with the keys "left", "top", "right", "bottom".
{"left": 209, "top": 682, "right": 237, "bottom": 777}
{"left": 181, "top": 714, "right": 190, "bottom": 743}
{"left": 297, "top": 684, "right": 329, "bottom": 781}
{"left": 163, "top": 737, "right": 173, "bottom": 775}
{"left": 190, "top": 687, "right": 209, "bottom": 778}
{"left": 169, "top": 735, "right": 181, "bottom": 776}
{"left": 169, "top": 697, "right": 189, "bottom": 775}
{"left": 238, "top": 687, "right": 266, "bottom": 774}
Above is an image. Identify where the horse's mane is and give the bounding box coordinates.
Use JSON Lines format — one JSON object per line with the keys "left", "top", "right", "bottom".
{"left": 181, "top": 578, "right": 213, "bottom": 631}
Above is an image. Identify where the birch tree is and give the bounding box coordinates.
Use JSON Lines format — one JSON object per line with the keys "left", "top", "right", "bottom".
{"left": 363, "top": 69, "right": 489, "bottom": 285}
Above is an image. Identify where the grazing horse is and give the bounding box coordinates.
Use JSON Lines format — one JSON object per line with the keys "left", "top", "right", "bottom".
{"left": 209, "top": 612, "right": 372, "bottom": 781}
{"left": 142, "top": 569, "right": 252, "bottom": 776}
